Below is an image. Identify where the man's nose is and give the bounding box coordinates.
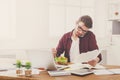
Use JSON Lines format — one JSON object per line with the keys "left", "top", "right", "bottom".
{"left": 77, "top": 30, "right": 83, "bottom": 34}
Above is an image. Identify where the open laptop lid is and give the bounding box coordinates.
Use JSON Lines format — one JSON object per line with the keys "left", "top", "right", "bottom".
{"left": 27, "top": 50, "right": 57, "bottom": 71}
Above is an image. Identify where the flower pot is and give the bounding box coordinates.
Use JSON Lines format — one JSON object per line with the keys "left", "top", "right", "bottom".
{"left": 16, "top": 69, "right": 23, "bottom": 75}
{"left": 25, "top": 70, "right": 32, "bottom": 77}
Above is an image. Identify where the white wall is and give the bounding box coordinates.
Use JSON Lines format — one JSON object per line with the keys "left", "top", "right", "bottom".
{"left": 0, "top": 0, "right": 110, "bottom": 50}
{"left": 0, "top": 0, "right": 115, "bottom": 65}
{"left": 94, "top": 0, "right": 111, "bottom": 50}
{"left": 0, "top": 0, "right": 54, "bottom": 49}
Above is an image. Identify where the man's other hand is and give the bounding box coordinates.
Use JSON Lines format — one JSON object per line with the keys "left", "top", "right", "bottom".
{"left": 88, "top": 57, "right": 99, "bottom": 67}
{"left": 52, "top": 48, "right": 57, "bottom": 57}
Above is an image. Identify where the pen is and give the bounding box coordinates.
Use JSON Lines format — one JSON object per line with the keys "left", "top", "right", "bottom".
{"left": 82, "top": 62, "right": 88, "bottom": 64}
{"left": 59, "top": 67, "right": 70, "bottom": 70}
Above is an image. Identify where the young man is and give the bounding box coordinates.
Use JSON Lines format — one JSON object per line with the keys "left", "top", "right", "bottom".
{"left": 52, "top": 15, "right": 102, "bottom": 67}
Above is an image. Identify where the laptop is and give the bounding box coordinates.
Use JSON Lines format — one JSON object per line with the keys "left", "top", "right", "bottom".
{"left": 27, "top": 50, "right": 93, "bottom": 76}
{"left": 27, "top": 50, "right": 68, "bottom": 71}
{"left": 71, "top": 69, "right": 93, "bottom": 76}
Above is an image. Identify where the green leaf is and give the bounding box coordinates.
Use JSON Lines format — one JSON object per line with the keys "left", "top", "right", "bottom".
{"left": 25, "top": 62, "right": 31, "bottom": 69}
{"left": 16, "top": 60, "right": 22, "bottom": 68}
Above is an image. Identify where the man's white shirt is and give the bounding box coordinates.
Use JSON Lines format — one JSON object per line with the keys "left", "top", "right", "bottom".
{"left": 70, "top": 37, "right": 80, "bottom": 63}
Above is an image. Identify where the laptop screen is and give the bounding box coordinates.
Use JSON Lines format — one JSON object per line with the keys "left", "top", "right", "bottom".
{"left": 27, "top": 50, "right": 57, "bottom": 70}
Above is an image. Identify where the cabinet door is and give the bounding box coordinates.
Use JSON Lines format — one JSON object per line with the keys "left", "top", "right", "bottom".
{"left": 107, "top": 46, "right": 120, "bottom": 65}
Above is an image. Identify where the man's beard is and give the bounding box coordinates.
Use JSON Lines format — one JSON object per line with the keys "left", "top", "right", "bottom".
{"left": 78, "top": 34, "right": 85, "bottom": 38}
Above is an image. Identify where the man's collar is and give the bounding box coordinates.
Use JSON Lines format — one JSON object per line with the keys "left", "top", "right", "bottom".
{"left": 68, "top": 29, "right": 74, "bottom": 39}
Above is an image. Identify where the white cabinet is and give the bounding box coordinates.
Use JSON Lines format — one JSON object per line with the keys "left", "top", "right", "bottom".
{"left": 107, "top": 45, "right": 120, "bottom": 65}
{"left": 110, "top": 20, "right": 120, "bottom": 46}
{"left": 108, "top": 0, "right": 120, "bottom": 45}
{"left": 107, "top": 0, "right": 120, "bottom": 65}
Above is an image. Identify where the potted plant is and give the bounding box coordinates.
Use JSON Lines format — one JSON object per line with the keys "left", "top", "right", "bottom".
{"left": 25, "top": 61, "right": 32, "bottom": 77}
{"left": 16, "top": 60, "right": 23, "bottom": 75}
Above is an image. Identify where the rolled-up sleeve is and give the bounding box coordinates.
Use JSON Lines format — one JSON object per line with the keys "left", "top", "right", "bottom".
{"left": 88, "top": 32, "right": 102, "bottom": 62}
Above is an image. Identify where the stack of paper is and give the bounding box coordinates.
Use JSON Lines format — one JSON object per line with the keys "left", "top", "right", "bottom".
{"left": 48, "top": 70, "right": 71, "bottom": 76}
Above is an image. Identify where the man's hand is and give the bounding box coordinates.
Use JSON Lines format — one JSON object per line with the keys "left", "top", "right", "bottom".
{"left": 52, "top": 48, "right": 57, "bottom": 57}
{"left": 88, "top": 57, "right": 100, "bottom": 67}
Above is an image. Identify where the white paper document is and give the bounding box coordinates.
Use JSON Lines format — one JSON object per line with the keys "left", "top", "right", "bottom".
{"left": 109, "top": 69, "right": 120, "bottom": 74}
{"left": 74, "top": 50, "right": 100, "bottom": 63}
{"left": 93, "top": 69, "right": 120, "bottom": 75}
{"left": 93, "top": 69, "right": 114, "bottom": 75}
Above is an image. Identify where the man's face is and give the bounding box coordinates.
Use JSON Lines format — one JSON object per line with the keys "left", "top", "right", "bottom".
{"left": 74, "top": 22, "right": 89, "bottom": 37}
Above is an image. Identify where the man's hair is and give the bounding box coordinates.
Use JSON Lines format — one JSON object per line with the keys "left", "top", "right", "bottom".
{"left": 77, "top": 15, "right": 93, "bottom": 28}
